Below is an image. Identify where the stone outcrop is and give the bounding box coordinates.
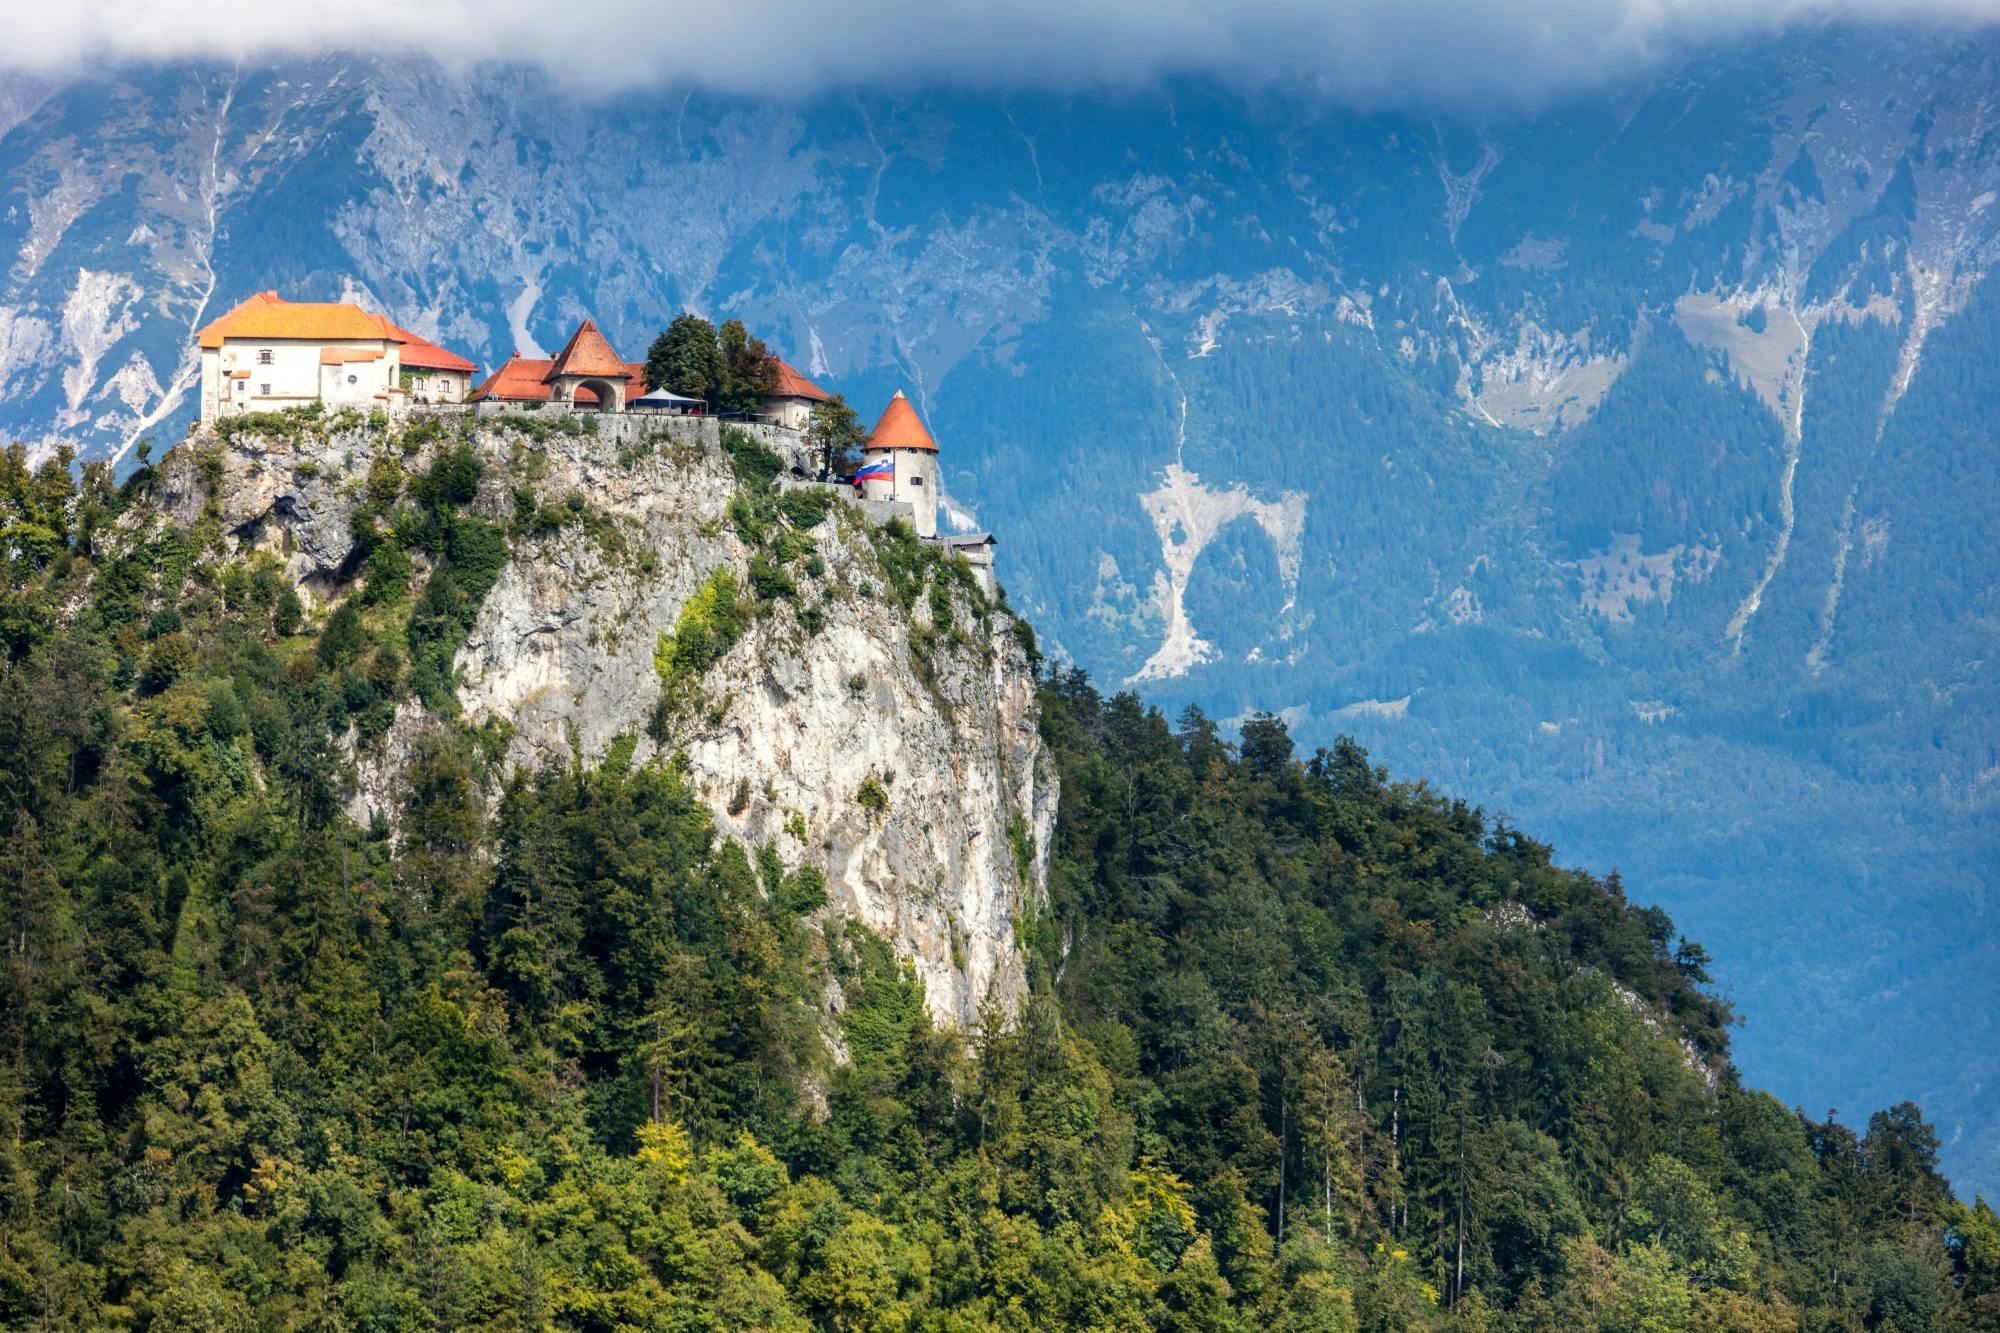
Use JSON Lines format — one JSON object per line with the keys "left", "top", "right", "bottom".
{"left": 162, "top": 411, "right": 1054, "bottom": 1030}
{"left": 152, "top": 417, "right": 389, "bottom": 596}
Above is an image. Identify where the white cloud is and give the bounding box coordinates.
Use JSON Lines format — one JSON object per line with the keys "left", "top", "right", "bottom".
{"left": 3, "top": 0, "right": 1998, "bottom": 103}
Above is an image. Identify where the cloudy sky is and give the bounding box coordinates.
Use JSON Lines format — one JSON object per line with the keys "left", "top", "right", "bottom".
{"left": 4, "top": 0, "right": 1998, "bottom": 104}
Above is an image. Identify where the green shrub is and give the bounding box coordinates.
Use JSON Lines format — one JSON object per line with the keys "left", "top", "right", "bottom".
{"left": 727, "top": 492, "right": 770, "bottom": 548}
{"left": 364, "top": 541, "right": 411, "bottom": 604}
{"left": 603, "top": 733, "right": 639, "bottom": 772}
{"left": 748, "top": 554, "right": 795, "bottom": 604}
{"left": 654, "top": 569, "right": 747, "bottom": 686}
{"left": 405, "top": 572, "right": 470, "bottom": 706}
{"left": 1011, "top": 617, "right": 1041, "bottom": 665}
{"left": 400, "top": 416, "right": 447, "bottom": 451}
{"left": 778, "top": 864, "right": 828, "bottom": 917}
{"left": 857, "top": 775, "right": 888, "bottom": 816}
{"left": 419, "top": 442, "right": 482, "bottom": 508}
{"left": 721, "top": 426, "right": 783, "bottom": 491}
{"left": 364, "top": 644, "right": 404, "bottom": 698}
{"left": 493, "top": 413, "right": 554, "bottom": 442}
{"left": 1007, "top": 813, "right": 1035, "bottom": 884}
{"left": 828, "top": 922, "right": 924, "bottom": 1070}
{"left": 870, "top": 517, "right": 940, "bottom": 610}
{"left": 272, "top": 586, "right": 303, "bottom": 637}
{"left": 773, "top": 528, "right": 815, "bottom": 565}
{"left": 213, "top": 407, "right": 310, "bottom": 443}
{"left": 778, "top": 486, "right": 835, "bottom": 529}
{"left": 317, "top": 601, "right": 368, "bottom": 669}
{"left": 399, "top": 520, "right": 506, "bottom": 709}
{"left": 139, "top": 632, "right": 193, "bottom": 693}
{"left": 362, "top": 454, "right": 406, "bottom": 512}
{"left": 446, "top": 518, "right": 508, "bottom": 602}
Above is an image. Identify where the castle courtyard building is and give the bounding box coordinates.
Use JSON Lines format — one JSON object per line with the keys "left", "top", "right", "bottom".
{"left": 389, "top": 324, "right": 478, "bottom": 403}
{"left": 470, "top": 350, "right": 647, "bottom": 407}
{"left": 196, "top": 291, "right": 479, "bottom": 421}
{"left": 199, "top": 292, "right": 401, "bottom": 420}
{"left": 764, "top": 358, "right": 830, "bottom": 430}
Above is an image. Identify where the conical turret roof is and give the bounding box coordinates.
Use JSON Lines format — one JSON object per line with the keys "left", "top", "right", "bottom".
{"left": 543, "top": 318, "right": 627, "bottom": 381}
{"left": 867, "top": 390, "right": 937, "bottom": 452}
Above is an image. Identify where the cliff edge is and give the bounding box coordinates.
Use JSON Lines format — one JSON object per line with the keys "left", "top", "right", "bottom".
{"left": 155, "top": 409, "right": 1054, "bottom": 1028}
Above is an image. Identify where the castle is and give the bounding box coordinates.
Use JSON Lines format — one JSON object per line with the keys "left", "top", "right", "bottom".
{"left": 194, "top": 291, "right": 995, "bottom": 589}
{"left": 196, "top": 291, "right": 477, "bottom": 417}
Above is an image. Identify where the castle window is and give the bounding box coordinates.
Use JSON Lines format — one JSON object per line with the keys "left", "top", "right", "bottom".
{"left": 910, "top": 475, "right": 924, "bottom": 487}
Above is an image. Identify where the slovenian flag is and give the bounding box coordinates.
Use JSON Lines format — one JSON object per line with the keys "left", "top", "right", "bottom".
{"left": 853, "top": 456, "right": 893, "bottom": 492}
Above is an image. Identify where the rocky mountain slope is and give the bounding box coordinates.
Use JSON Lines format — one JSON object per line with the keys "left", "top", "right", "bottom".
{"left": 3, "top": 22, "right": 1999, "bottom": 1189}
{"left": 153, "top": 409, "right": 1053, "bottom": 1030}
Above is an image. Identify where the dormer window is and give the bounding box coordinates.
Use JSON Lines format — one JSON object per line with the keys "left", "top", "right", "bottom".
{"left": 257, "top": 349, "right": 273, "bottom": 365}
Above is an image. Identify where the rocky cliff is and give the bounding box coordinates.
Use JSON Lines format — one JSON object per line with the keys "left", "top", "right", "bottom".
{"left": 156, "top": 408, "right": 1054, "bottom": 1030}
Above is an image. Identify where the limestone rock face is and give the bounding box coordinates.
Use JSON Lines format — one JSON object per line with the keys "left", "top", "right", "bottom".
{"left": 154, "top": 419, "right": 389, "bottom": 595}
{"left": 183, "top": 412, "right": 1053, "bottom": 1030}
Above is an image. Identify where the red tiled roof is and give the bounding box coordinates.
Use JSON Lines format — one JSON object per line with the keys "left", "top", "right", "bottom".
{"left": 471, "top": 356, "right": 554, "bottom": 401}
{"left": 867, "top": 390, "right": 937, "bottom": 452}
{"left": 385, "top": 322, "right": 477, "bottom": 374}
{"left": 472, "top": 354, "right": 646, "bottom": 404}
{"left": 544, "top": 318, "right": 627, "bottom": 381}
{"left": 768, "top": 357, "right": 829, "bottom": 402}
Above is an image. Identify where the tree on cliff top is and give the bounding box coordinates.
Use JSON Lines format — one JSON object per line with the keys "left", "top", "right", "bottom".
{"left": 806, "top": 393, "right": 868, "bottom": 478}
{"left": 715, "top": 319, "right": 780, "bottom": 416}
{"left": 645, "top": 313, "right": 722, "bottom": 400}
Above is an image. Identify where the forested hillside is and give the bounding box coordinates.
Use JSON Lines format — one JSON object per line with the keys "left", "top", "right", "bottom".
{"left": 1, "top": 439, "right": 1995, "bottom": 1328}
{"left": 8, "top": 33, "right": 2000, "bottom": 1185}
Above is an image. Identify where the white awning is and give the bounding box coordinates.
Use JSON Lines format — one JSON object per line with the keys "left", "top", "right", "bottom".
{"left": 633, "top": 387, "right": 704, "bottom": 407}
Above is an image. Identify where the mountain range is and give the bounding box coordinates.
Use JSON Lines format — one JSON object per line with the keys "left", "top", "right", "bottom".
{"left": 2, "top": 21, "right": 1996, "bottom": 1192}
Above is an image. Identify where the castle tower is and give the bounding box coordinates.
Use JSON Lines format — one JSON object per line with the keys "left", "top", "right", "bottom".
{"left": 858, "top": 390, "right": 940, "bottom": 537}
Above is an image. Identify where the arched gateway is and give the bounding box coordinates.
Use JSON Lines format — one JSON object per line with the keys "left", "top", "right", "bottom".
{"left": 543, "top": 319, "right": 629, "bottom": 411}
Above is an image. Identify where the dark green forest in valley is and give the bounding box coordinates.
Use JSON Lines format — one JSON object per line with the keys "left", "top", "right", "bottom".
{"left": 1, "top": 436, "right": 1997, "bottom": 1330}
